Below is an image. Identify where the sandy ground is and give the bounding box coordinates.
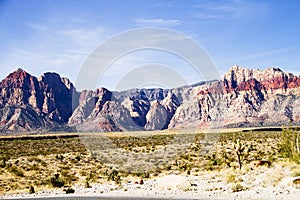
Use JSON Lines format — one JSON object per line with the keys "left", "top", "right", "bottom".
{"left": 0, "top": 126, "right": 285, "bottom": 140}
{"left": 2, "top": 162, "right": 300, "bottom": 200}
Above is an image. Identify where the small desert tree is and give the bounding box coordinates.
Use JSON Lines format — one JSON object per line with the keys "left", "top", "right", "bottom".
{"left": 204, "top": 133, "right": 252, "bottom": 170}
{"left": 233, "top": 137, "right": 251, "bottom": 170}
{"left": 232, "top": 135, "right": 253, "bottom": 169}
{"left": 278, "top": 127, "right": 300, "bottom": 163}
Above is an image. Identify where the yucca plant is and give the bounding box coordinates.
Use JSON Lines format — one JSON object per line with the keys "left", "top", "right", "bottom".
{"left": 278, "top": 127, "right": 300, "bottom": 163}
{"left": 233, "top": 138, "right": 250, "bottom": 170}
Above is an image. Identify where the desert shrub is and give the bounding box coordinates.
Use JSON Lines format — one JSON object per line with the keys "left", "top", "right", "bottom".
{"left": 28, "top": 156, "right": 41, "bottom": 163}
{"left": 205, "top": 153, "right": 223, "bottom": 171}
{"left": 133, "top": 171, "right": 150, "bottom": 179}
{"left": 0, "top": 156, "right": 9, "bottom": 168}
{"left": 29, "top": 186, "right": 35, "bottom": 194}
{"left": 65, "top": 187, "right": 75, "bottom": 194}
{"left": 165, "top": 165, "right": 172, "bottom": 171}
{"left": 50, "top": 173, "right": 64, "bottom": 188}
{"left": 107, "top": 169, "right": 117, "bottom": 181}
{"left": 187, "top": 169, "right": 191, "bottom": 175}
{"left": 60, "top": 169, "right": 78, "bottom": 184}
{"left": 79, "top": 170, "right": 88, "bottom": 176}
{"left": 204, "top": 133, "right": 255, "bottom": 171}
{"left": 40, "top": 160, "right": 48, "bottom": 167}
{"left": 28, "top": 163, "right": 39, "bottom": 171}
{"left": 278, "top": 128, "right": 300, "bottom": 163}
{"left": 231, "top": 135, "right": 253, "bottom": 170}
{"left": 178, "top": 163, "right": 189, "bottom": 172}
{"left": 75, "top": 154, "right": 81, "bottom": 161}
{"left": 232, "top": 183, "right": 245, "bottom": 192}
{"left": 14, "top": 160, "right": 19, "bottom": 165}
{"left": 8, "top": 165, "right": 25, "bottom": 177}
{"left": 234, "top": 139, "right": 249, "bottom": 170}
{"left": 55, "top": 154, "right": 64, "bottom": 161}
{"left": 226, "top": 173, "right": 237, "bottom": 183}
{"left": 85, "top": 171, "right": 95, "bottom": 188}
{"left": 107, "top": 169, "right": 121, "bottom": 185}
{"left": 221, "top": 150, "right": 235, "bottom": 168}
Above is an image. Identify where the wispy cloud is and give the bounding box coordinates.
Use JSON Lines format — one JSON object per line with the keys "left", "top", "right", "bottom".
{"left": 191, "top": 13, "right": 221, "bottom": 20}
{"left": 26, "top": 22, "right": 105, "bottom": 46}
{"left": 11, "top": 48, "right": 86, "bottom": 69}
{"left": 133, "top": 18, "right": 182, "bottom": 27}
{"left": 153, "top": 1, "right": 175, "bottom": 7}
{"left": 192, "top": 0, "right": 269, "bottom": 20}
{"left": 98, "top": 50, "right": 201, "bottom": 91}
{"left": 2, "top": 20, "right": 108, "bottom": 82}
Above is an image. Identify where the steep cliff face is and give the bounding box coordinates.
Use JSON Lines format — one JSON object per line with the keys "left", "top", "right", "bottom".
{"left": 0, "top": 66, "right": 300, "bottom": 133}
{"left": 223, "top": 65, "right": 300, "bottom": 93}
{"left": 0, "top": 68, "right": 77, "bottom": 133}
{"left": 185, "top": 65, "right": 300, "bottom": 128}
{"left": 38, "top": 72, "right": 78, "bottom": 123}
{"left": 0, "top": 68, "right": 42, "bottom": 108}
{"left": 69, "top": 88, "right": 171, "bottom": 132}
{"left": 68, "top": 88, "right": 134, "bottom": 132}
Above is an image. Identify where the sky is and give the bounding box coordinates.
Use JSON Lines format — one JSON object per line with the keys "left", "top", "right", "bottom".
{"left": 0, "top": 0, "right": 300, "bottom": 91}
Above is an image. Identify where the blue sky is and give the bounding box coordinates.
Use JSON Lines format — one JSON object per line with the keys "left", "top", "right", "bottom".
{"left": 0, "top": 0, "right": 300, "bottom": 90}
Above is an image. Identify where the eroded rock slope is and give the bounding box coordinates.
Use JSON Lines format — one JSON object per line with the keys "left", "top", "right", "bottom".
{"left": 1, "top": 66, "right": 299, "bottom": 133}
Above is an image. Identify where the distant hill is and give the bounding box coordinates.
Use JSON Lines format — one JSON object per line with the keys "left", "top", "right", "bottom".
{"left": 0, "top": 66, "right": 300, "bottom": 134}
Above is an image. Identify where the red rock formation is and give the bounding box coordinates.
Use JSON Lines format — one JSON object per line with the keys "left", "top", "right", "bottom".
{"left": 0, "top": 68, "right": 77, "bottom": 133}
{"left": 1, "top": 66, "right": 300, "bottom": 133}
{"left": 222, "top": 65, "right": 300, "bottom": 92}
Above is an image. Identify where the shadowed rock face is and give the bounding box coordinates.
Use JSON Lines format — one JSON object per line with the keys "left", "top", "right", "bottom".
{"left": 0, "top": 65, "right": 300, "bottom": 133}
{"left": 0, "top": 68, "right": 77, "bottom": 133}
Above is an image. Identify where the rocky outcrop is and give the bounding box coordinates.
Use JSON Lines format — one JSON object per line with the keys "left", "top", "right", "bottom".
{"left": 188, "top": 65, "right": 300, "bottom": 128}
{"left": 0, "top": 66, "right": 300, "bottom": 133}
{"left": 0, "top": 68, "right": 77, "bottom": 133}
{"left": 69, "top": 88, "right": 139, "bottom": 132}
{"left": 0, "top": 105, "right": 47, "bottom": 133}
{"left": 144, "top": 100, "right": 168, "bottom": 130}
{"left": 223, "top": 66, "right": 300, "bottom": 93}
{"left": 38, "top": 72, "right": 78, "bottom": 123}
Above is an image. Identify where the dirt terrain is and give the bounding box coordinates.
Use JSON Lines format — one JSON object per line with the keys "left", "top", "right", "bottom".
{"left": 0, "top": 128, "right": 300, "bottom": 199}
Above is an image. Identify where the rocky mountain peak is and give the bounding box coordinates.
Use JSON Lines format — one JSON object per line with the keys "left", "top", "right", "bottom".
{"left": 224, "top": 65, "right": 290, "bottom": 83}
{"left": 1, "top": 66, "right": 300, "bottom": 133}
{"left": 38, "top": 72, "right": 62, "bottom": 85}
{"left": 0, "top": 68, "right": 78, "bottom": 132}
{"left": 14, "top": 67, "right": 27, "bottom": 74}
{"left": 61, "top": 77, "right": 74, "bottom": 90}
{"left": 0, "top": 68, "right": 33, "bottom": 88}
{"left": 0, "top": 68, "right": 40, "bottom": 107}
{"left": 222, "top": 65, "right": 300, "bottom": 93}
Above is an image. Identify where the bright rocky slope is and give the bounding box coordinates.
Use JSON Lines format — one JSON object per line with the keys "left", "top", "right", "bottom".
{"left": 0, "top": 66, "right": 300, "bottom": 133}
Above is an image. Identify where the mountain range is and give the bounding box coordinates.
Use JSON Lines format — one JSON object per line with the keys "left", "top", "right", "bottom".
{"left": 0, "top": 66, "right": 299, "bottom": 134}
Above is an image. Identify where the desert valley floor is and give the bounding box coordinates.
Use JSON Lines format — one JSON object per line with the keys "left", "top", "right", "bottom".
{"left": 1, "top": 128, "right": 300, "bottom": 199}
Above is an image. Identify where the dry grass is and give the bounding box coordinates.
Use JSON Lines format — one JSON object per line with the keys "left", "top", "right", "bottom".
{"left": 0, "top": 129, "right": 297, "bottom": 194}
